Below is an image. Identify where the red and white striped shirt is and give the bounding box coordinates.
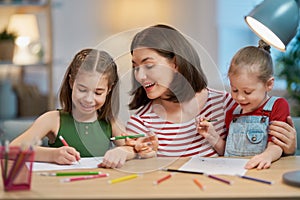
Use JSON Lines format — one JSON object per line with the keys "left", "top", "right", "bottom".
{"left": 126, "top": 88, "right": 236, "bottom": 157}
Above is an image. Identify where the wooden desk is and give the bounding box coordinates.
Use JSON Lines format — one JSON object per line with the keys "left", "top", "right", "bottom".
{"left": 1, "top": 156, "right": 300, "bottom": 199}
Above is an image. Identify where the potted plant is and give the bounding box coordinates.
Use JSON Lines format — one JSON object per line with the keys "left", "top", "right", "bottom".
{"left": 0, "top": 28, "right": 17, "bottom": 62}
{"left": 276, "top": 29, "right": 300, "bottom": 116}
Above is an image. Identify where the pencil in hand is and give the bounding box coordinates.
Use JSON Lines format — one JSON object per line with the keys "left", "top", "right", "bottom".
{"left": 110, "top": 134, "right": 145, "bottom": 141}
{"left": 59, "top": 135, "right": 80, "bottom": 164}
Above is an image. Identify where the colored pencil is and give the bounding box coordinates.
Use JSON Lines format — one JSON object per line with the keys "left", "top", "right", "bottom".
{"left": 206, "top": 119, "right": 218, "bottom": 122}
{"left": 110, "top": 134, "right": 145, "bottom": 141}
{"left": 6, "top": 146, "right": 29, "bottom": 187}
{"left": 237, "top": 175, "right": 273, "bottom": 185}
{"left": 4, "top": 140, "right": 9, "bottom": 180}
{"left": 61, "top": 173, "right": 109, "bottom": 183}
{"left": 108, "top": 174, "right": 138, "bottom": 184}
{"left": 162, "top": 168, "right": 204, "bottom": 175}
{"left": 59, "top": 135, "right": 80, "bottom": 164}
{"left": 59, "top": 135, "right": 69, "bottom": 147}
{"left": 193, "top": 178, "right": 206, "bottom": 190}
{"left": 39, "top": 171, "right": 104, "bottom": 176}
{"left": 205, "top": 174, "right": 232, "bottom": 185}
{"left": 153, "top": 173, "right": 172, "bottom": 185}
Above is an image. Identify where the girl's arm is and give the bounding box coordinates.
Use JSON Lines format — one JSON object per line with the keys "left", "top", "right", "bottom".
{"left": 245, "top": 142, "right": 283, "bottom": 170}
{"left": 10, "top": 111, "right": 80, "bottom": 164}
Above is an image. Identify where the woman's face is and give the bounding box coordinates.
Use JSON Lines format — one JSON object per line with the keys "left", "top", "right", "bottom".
{"left": 132, "top": 48, "right": 176, "bottom": 99}
{"left": 71, "top": 71, "right": 109, "bottom": 118}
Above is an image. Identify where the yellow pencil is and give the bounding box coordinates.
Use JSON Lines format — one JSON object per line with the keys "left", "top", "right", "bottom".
{"left": 108, "top": 174, "right": 138, "bottom": 184}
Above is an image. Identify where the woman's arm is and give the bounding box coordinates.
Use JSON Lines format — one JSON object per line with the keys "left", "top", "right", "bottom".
{"left": 269, "top": 116, "right": 296, "bottom": 155}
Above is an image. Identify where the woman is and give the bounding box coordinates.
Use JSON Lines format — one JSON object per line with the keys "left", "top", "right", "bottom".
{"left": 126, "top": 24, "right": 296, "bottom": 157}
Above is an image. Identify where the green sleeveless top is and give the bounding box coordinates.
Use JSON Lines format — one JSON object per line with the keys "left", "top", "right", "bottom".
{"left": 49, "top": 110, "right": 112, "bottom": 157}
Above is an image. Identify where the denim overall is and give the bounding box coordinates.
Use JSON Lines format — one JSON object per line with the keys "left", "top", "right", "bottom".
{"left": 224, "top": 96, "right": 279, "bottom": 157}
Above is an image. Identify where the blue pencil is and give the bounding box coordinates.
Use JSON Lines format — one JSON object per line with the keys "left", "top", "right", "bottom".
{"left": 237, "top": 175, "right": 273, "bottom": 185}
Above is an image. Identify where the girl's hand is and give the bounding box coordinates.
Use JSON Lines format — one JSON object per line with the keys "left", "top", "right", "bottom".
{"left": 196, "top": 118, "right": 220, "bottom": 147}
{"left": 100, "top": 146, "right": 135, "bottom": 168}
{"left": 269, "top": 116, "right": 296, "bottom": 155}
{"left": 244, "top": 153, "right": 272, "bottom": 170}
{"left": 52, "top": 146, "right": 80, "bottom": 165}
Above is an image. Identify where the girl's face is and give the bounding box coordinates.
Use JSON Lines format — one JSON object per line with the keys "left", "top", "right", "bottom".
{"left": 71, "top": 71, "right": 109, "bottom": 118}
{"left": 229, "top": 68, "right": 273, "bottom": 114}
{"left": 132, "top": 48, "right": 177, "bottom": 99}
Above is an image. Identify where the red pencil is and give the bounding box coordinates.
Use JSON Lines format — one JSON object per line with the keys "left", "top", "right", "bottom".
{"left": 153, "top": 173, "right": 172, "bottom": 185}
{"left": 59, "top": 135, "right": 80, "bottom": 163}
{"left": 59, "top": 136, "right": 69, "bottom": 147}
{"left": 61, "top": 173, "right": 109, "bottom": 183}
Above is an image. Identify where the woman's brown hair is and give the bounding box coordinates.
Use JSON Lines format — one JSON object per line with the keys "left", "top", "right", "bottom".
{"left": 129, "top": 24, "right": 207, "bottom": 110}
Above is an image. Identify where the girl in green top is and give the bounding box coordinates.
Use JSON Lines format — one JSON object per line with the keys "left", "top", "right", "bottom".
{"left": 11, "top": 49, "right": 136, "bottom": 168}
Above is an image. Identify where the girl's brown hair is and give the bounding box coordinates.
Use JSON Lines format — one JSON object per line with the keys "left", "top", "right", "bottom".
{"left": 228, "top": 40, "right": 273, "bottom": 83}
{"left": 129, "top": 24, "right": 207, "bottom": 110}
{"left": 59, "top": 49, "right": 119, "bottom": 122}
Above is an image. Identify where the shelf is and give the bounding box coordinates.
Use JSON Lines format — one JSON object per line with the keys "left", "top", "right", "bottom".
{"left": 0, "top": 0, "right": 53, "bottom": 119}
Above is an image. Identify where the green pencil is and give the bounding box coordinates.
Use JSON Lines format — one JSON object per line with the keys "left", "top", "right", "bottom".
{"left": 38, "top": 171, "right": 103, "bottom": 176}
{"left": 110, "top": 134, "right": 145, "bottom": 141}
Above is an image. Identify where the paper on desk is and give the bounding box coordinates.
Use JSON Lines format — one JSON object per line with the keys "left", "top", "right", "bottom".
{"left": 30, "top": 157, "right": 103, "bottom": 171}
{"left": 179, "top": 156, "right": 249, "bottom": 175}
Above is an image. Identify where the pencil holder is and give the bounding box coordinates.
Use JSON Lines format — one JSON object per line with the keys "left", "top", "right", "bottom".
{"left": 0, "top": 146, "right": 35, "bottom": 191}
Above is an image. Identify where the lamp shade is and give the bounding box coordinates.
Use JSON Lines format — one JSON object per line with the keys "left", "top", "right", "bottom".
{"left": 245, "top": 0, "right": 299, "bottom": 52}
{"left": 7, "top": 14, "right": 40, "bottom": 41}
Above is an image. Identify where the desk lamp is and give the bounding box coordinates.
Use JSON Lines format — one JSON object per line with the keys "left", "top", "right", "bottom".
{"left": 245, "top": 0, "right": 300, "bottom": 187}
{"left": 245, "top": 0, "right": 299, "bottom": 52}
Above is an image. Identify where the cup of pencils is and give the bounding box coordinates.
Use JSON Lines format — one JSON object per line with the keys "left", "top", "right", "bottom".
{"left": 0, "top": 145, "right": 35, "bottom": 191}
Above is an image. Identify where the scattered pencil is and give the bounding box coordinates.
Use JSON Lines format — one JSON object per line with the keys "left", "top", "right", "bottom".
{"left": 237, "top": 175, "right": 273, "bottom": 185}
{"left": 193, "top": 178, "right": 206, "bottom": 190}
{"left": 153, "top": 173, "right": 172, "bottom": 185}
{"left": 205, "top": 173, "right": 232, "bottom": 185}
{"left": 39, "top": 171, "right": 104, "bottom": 176}
{"left": 162, "top": 168, "right": 204, "bottom": 175}
{"left": 61, "top": 173, "right": 109, "bottom": 183}
{"left": 108, "top": 174, "right": 138, "bottom": 184}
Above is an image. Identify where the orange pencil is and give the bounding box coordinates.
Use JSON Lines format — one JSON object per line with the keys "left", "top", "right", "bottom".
{"left": 153, "top": 173, "right": 172, "bottom": 185}
{"left": 193, "top": 178, "right": 205, "bottom": 190}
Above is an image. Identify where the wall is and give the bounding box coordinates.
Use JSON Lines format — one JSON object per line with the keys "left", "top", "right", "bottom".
{"left": 49, "top": 0, "right": 221, "bottom": 122}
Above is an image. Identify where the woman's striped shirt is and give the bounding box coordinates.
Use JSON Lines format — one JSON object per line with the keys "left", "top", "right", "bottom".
{"left": 126, "top": 88, "right": 236, "bottom": 157}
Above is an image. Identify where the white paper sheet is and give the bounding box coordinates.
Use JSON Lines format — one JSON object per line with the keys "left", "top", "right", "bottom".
{"left": 31, "top": 157, "right": 103, "bottom": 171}
{"left": 179, "top": 156, "right": 249, "bottom": 175}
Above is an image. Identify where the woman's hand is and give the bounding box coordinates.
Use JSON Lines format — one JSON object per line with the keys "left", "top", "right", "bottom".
{"left": 126, "top": 134, "right": 158, "bottom": 159}
{"left": 269, "top": 116, "right": 296, "bottom": 155}
{"left": 52, "top": 146, "right": 80, "bottom": 165}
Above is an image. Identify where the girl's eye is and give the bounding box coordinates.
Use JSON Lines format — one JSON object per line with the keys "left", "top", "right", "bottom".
{"left": 231, "top": 89, "right": 238, "bottom": 93}
{"left": 95, "top": 92, "right": 103, "bottom": 96}
{"left": 245, "top": 91, "right": 252, "bottom": 95}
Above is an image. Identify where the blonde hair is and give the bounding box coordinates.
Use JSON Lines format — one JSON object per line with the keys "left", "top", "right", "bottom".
{"left": 228, "top": 40, "right": 273, "bottom": 83}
